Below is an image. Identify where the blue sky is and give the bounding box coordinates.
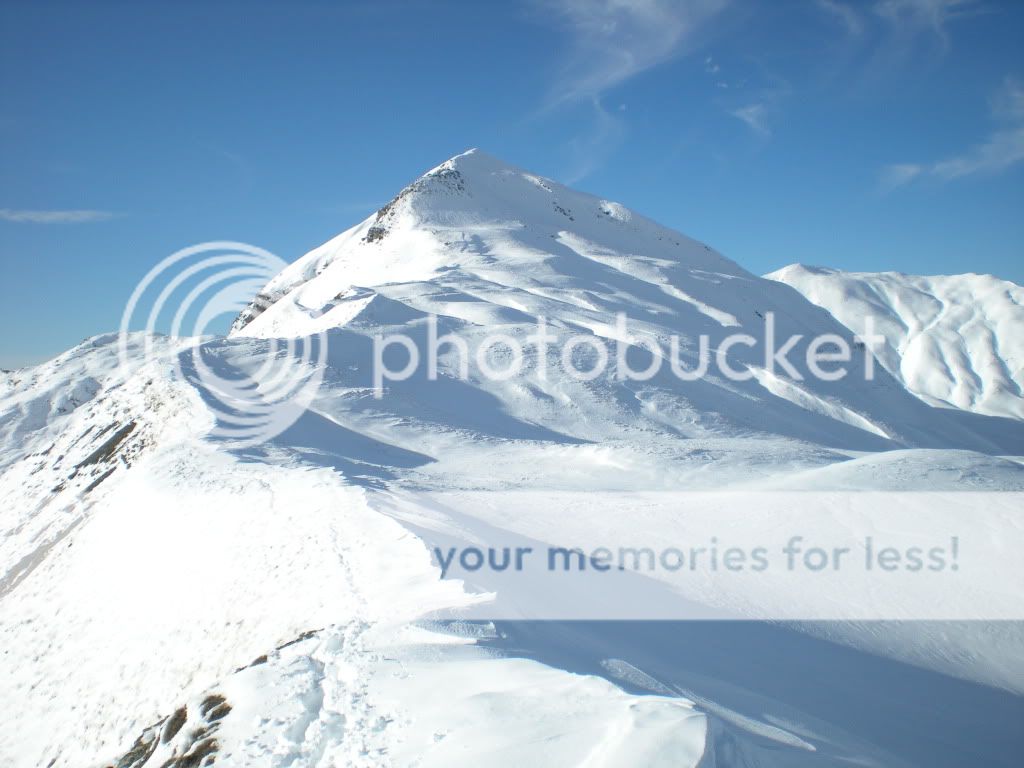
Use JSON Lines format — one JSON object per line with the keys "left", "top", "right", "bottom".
{"left": 1, "top": 0, "right": 1022, "bottom": 368}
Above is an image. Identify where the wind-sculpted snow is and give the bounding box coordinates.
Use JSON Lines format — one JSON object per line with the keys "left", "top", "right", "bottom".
{"left": 2, "top": 151, "right": 1023, "bottom": 767}
{"left": 109, "top": 623, "right": 709, "bottom": 768}
{"left": 234, "top": 150, "right": 1022, "bottom": 456}
{"left": 0, "top": 334, "right": 711, "bottom": 768}
{"left": 767, "top": 264, "right": 1024, "bottom": 421}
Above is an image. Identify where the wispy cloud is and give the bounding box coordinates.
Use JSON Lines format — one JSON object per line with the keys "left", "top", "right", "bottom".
{"left": 814, "top": 0, "right": 979, "bottom": 51}
{"left": 880, "top": 163, "right": 924, "bottom": 188}
{"left": 563, "top": 97, "right": 627, "bottom": 185}
{"left": 0, "top": 208, "right": 118, "bottom": 224}
{"left": 731, "top": 103, "right": 771, "bottom": 137}
{"left": 874, "top": 0, "right": 978, "bottom": 41}
{"left": 883, "top": 77, "right": 1024, "bottom": 187}
{"left": 539, "top": 0, "right": 728, "bottom": 182}
{"left": 814, "top": 0, "right": 865, "bottom": 36}
{"left": 544, "top": 0, "right": 729, "bottom": 106}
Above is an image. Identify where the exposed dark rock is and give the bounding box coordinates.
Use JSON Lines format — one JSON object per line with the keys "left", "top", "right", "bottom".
{"left": 235, "top": 653, "right": 268, "bottom": 672}
{"left": 199, "top": 694, "right": 231, "bottom": 722}
{"left": 229, "top": 291, "right": 280, "bottom": 334}
{"left": 113, "top": 723, "right": 161, "bottom": 768}
{"left": 109, "top": 694, "right": 229, "bottom": 768}
{"left": 364, "top": 225, "right": 388, "bottom": 243}
{"left": 83, "top": 466, "right": 117, "bottom": 493}
{"left": 162, "top": 707, "right": 187, "bottom": 743}
{"left": 76, "top": 421, "right": 136, "bottom": 468}
{"left": 168, "top": 732, "right": 218, "bottom": 768}
{"left": 276, "top": 627, "right": 323, "bottom": 650}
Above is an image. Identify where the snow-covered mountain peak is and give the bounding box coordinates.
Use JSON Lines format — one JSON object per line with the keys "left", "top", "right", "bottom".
{"left": 221, "top": 155, "right": 1024, "bottom": 457}
{"left": 363, "top": 147, "right": 726, "bottom": 250}
{"left": 4, "top": 158, "right": 1024, "bottom": 768}
{"left": 231, "top": 150, "right": 745, "bottom": 337}
{"left": 420, "top": 146, "right": 503, "bottom": 175}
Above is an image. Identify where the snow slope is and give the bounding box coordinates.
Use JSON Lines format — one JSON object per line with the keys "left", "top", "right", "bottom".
{"left": 2, "top": 150, "right": 1023, "bottom": 767}
{"left": 0, "top": 334, "right": 709, "bottom": 768}
{"left": 233, "top": 150, "right": 1023, "bottom": 456}
{"left": 767, "top": 264, "right": 1024, "bottom": 420}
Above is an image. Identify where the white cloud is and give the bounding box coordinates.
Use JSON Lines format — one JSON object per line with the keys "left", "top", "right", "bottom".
{"left": 813, "top": 0, "right": 977, "bottom": 49}
{"left": 874, "top": 0, "right": 977, "bottom": 37}
{"left": 883, "top": 77, "right": 1024, "bottom": 187}
{"left": 563, "top": 97, "right": 627, "bottom": 185}
{"left": 731, "top": 103, "right": 770, "bottom": 137}
{"left": 544, "top": 0, "right": 729, "bottom": 105}
{"left": 538, "top": 1, "right": 728, "bottom": 183}
{"left": 815, "top": 0, "right": 865, "bottom": 36}
{"left": 873, "top": 0, "right": 982, "bottom": 60}
{"left": 992, "top": 76, "right": 1024, "bottom": 122}
{"left": 930, "top": 126, "right": 1024, "bottom": 180}
{"left": 0, "top": 208, "right": 118, "bottom": 223}
{"left": 880, "top": 163, "right": 924, "bottom": 189}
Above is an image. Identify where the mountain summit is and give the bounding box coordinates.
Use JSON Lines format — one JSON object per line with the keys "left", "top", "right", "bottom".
{"left": 231, "top": 149, "right": 746, "bottom": 336}
{"left": 229, "top": 150, "right": 1022, "bottom": 456}
{"left": 3, "top": 152, "right": 1023, "bottom": 768}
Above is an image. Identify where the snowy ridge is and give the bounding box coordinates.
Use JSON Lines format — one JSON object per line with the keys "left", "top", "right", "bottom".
{"left": 767, "top": 264, "right": 1024, "bottom": 420}
{"left": 232, "top": 149, "right": 1022, "bottom": 456}
{"left": 232, "top": 149, "right": 750, "bottom": 338}
{"left": 0, "top": 333, "right": 716, "bottom": 768}
{"left": 2, "top": 152, "right": 1023, "bottom": 767}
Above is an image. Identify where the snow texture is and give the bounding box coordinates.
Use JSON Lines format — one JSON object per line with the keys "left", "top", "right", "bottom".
{"left": 2, "top": 150, "right": 1023, "bottom": 767}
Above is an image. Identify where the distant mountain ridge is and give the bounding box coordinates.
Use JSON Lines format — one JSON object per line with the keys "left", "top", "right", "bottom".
{"left": 767, "top": 264, "right": 1024, "bottom": 421}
